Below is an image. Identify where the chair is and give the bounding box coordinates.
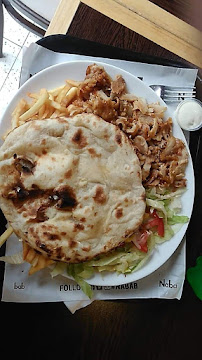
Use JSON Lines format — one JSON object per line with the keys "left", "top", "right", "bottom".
{"left": 0, "top": 0, "right": 60, "bottom": 56}
{"left": 0, "top": 1, "right": 3, "bottom": 56}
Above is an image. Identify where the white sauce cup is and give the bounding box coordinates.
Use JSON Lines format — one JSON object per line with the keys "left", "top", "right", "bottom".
{"left": 175, "top": 99, "right": 202, "bottom": 131}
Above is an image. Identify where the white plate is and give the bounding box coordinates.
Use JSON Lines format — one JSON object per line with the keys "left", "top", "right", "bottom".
{"left": 0, "top": 61, "right": 195, "bottom": 286}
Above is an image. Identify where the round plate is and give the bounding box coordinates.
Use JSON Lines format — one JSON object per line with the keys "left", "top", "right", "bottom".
{"left": 0, "top": 61, "right": 195, "bottom": 286}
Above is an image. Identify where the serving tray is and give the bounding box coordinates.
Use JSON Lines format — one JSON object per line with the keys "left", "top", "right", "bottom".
{"left": 0, "top": 34, "right": 201, "bottom": 295}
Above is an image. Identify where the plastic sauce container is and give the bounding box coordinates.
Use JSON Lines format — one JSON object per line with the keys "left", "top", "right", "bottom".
{"left": 175, "top": 99, "right": 202, "bottom": 131}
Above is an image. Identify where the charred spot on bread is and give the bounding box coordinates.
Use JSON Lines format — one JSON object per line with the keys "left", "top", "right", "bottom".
{"left": 73, "top": 223, "right": 85, "bottom": 232}
{"left": 115, "top": 133, "right": 122, "bottom": 145}
{"left": 88, "top": 147, "right": 101, "bottom": 158}
{"left": 64, "top": 169, "right": 72, "bottom": 178}
{"left": 43, "top": 232, "right": 60, "bottom": 241}
{"left": 93, "top": 186, "right": 107, "bottom": 205}
{"left": 33, "top": 205, "right": 49, "bottom": 222}
{"left": 72, "top": 128, "right": 88, "bottom": 148}
{"left": 14, "top": 156, "right": 35, "bottom": 174}
{"left": 69, "top": 239, "right": 77, "bottom": 248}
{"left": 115, "top": 208, "right": 123, "bottom": 219}
{"left": 5, "top": 182, "right": 77, "bottom": 215}
{"left": 54, "top": 185, "right": 77, "bottom": 210}
{"left": 35, "top": 239, "right": 52, "bottom": 255}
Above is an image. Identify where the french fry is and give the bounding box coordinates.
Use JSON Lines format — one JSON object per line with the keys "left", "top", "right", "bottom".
{"left": 22, "top": 241, "right": 29, "bottom": 260}
{"left": 11, "top": 116, "right": 19, "bottom": 130}
{"left": 38, "top": 103, "right": 46, "bottom": 118}
{"left": 44, "top": 103, "right": 55, "bottom": 119}
{"left": 40, "top": 103, "right": 51, "bottom": 119}
{"left": 23, "top": 241, "right": 54, "bottom": 275}
{"left": 19, "top": 89, "right": 49, "bottom": 122}
{"left": 29, "top": 255, "right": 54, "bottom": 275}
{"left": 12, "top": 98, "right": 29, "bottom": 117}
{"left": 66, "top": 79, "right": 81, "bottom": 87}
{"left": 48, "top": 93, "right": 54, "bottom": 101}
{"left": 24, "top": 245, "right": 38, "bottom": 264}
{"left": 49, "top": 99, "right": 69, "bottom": 114}
{"left": 50, "top": 109, "right": 61, "bottom": 118}
{"left": 27, "top": 92, "right": 40, "bottom": 100}
{"left": 2, "top": 128, "right": 12, "bottom": 141}
{"left": 56, "top": 83, "right": 71, "bottom": 104}
{"left": 0, "top": 226, "right": 13, "bottom": 248}
{"left": 48, "top": 85, "right": 65, "bottom": 97}
{"left": 61, "top": 86, "right": 78, "bottom": 107}
{"left": 29, "top": 258, "right": 44, "bottom": 275}
{"left": 11, "top": 99, "right": 29, "bottom": 128}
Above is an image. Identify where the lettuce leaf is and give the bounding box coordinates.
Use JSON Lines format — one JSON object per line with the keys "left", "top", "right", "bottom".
{"left": 50, "top": 262, "right": 93, "bottom": 298}
{"left": 73, "top": 275, "right": 93, "bottom": 299}
{"left": 151, "top": 225, "right": 174, "bottom": 244}
{"left": 146, "top": 198, "right": 167, "bottom": 221}
{"left": 0, "top": 252, "right": 24, "bottom": 264}
{"left": 66, "top": 263, "right": 93, "bottom": 299}
{"left": 168, "top": 215, "right": 189, "bottom": 225}
{"left": 50, "top": 262, "right": 66, "bottom": 277}
{"left": 146, "top": 188, "right": 186, "bottom": 200}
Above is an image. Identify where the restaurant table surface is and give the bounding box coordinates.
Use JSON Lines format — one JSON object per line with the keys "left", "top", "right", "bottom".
{"left": 0, "top": 1, "right": 201, "bottom": 359}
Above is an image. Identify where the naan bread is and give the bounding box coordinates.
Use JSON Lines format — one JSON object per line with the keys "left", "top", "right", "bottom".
{"left": 0, "top": 114, "right": 145, "bottom": 262}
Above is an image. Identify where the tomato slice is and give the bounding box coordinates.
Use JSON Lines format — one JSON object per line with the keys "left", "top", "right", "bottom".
{"left": 157, "top": 217, "right": 164, "bottom": 237}
{"left": 145, "top": 218, "right": 159, "bottom": 229}
{"left": 152, "top": 209, "right": 158, "bottom": 218}
{"left": 133, "top": 230, "right": 150, "bottom": 253}
{"left": 144, "top": 210, "right": 164, "bottom": 237}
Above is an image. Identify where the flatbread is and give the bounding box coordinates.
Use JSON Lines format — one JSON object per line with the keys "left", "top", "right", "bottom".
{"left": 0, "top": 114, "right": 145, "bottom": 262}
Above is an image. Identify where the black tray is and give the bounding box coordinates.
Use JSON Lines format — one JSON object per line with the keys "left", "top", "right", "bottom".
{"left": 38, "top": 34, "right": 193, "bottom": 68}
{"left": 0, "top": 34, "right": 202, "bottom": 296}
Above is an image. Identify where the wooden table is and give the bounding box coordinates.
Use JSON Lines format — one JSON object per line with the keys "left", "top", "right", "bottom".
{"left": 1, "top": 1, "right": 201, "bottom": 359}
{"left": 46, "top": 0, "right": 202, "bottom": 68}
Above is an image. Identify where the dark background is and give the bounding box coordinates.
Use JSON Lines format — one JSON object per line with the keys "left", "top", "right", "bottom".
{"left": 0, "top": 1, "right": 201, "bottom": 359}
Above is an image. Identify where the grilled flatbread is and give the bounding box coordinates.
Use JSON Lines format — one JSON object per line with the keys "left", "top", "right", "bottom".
{"left": 0, "top": 114, "right": 145, "bottom": 262}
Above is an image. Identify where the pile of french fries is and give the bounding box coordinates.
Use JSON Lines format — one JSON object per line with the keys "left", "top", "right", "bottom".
{"left": 11, "top": 79, "right": 81, "bottom": 130}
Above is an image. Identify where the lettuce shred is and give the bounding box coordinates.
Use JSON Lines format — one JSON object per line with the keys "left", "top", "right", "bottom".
{"left": 0, "top": 252, "right": 24, "bottom": 264}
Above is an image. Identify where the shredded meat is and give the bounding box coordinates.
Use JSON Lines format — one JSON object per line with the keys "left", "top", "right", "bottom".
{"left": 67, "top": 64, "right": 188, "bottom": 190}
{"left": 111, "top": 75, "right": 126, "bottom": 96}
{"left": 87, "top": 94, "right": 118, "bottom": 121}
{"left": 78, "top": 64, "right": 111, "bottom": 99}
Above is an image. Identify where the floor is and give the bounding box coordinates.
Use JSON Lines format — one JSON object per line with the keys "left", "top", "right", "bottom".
{"left": 0, "top": 8, "right": 40, "bottom": 116}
